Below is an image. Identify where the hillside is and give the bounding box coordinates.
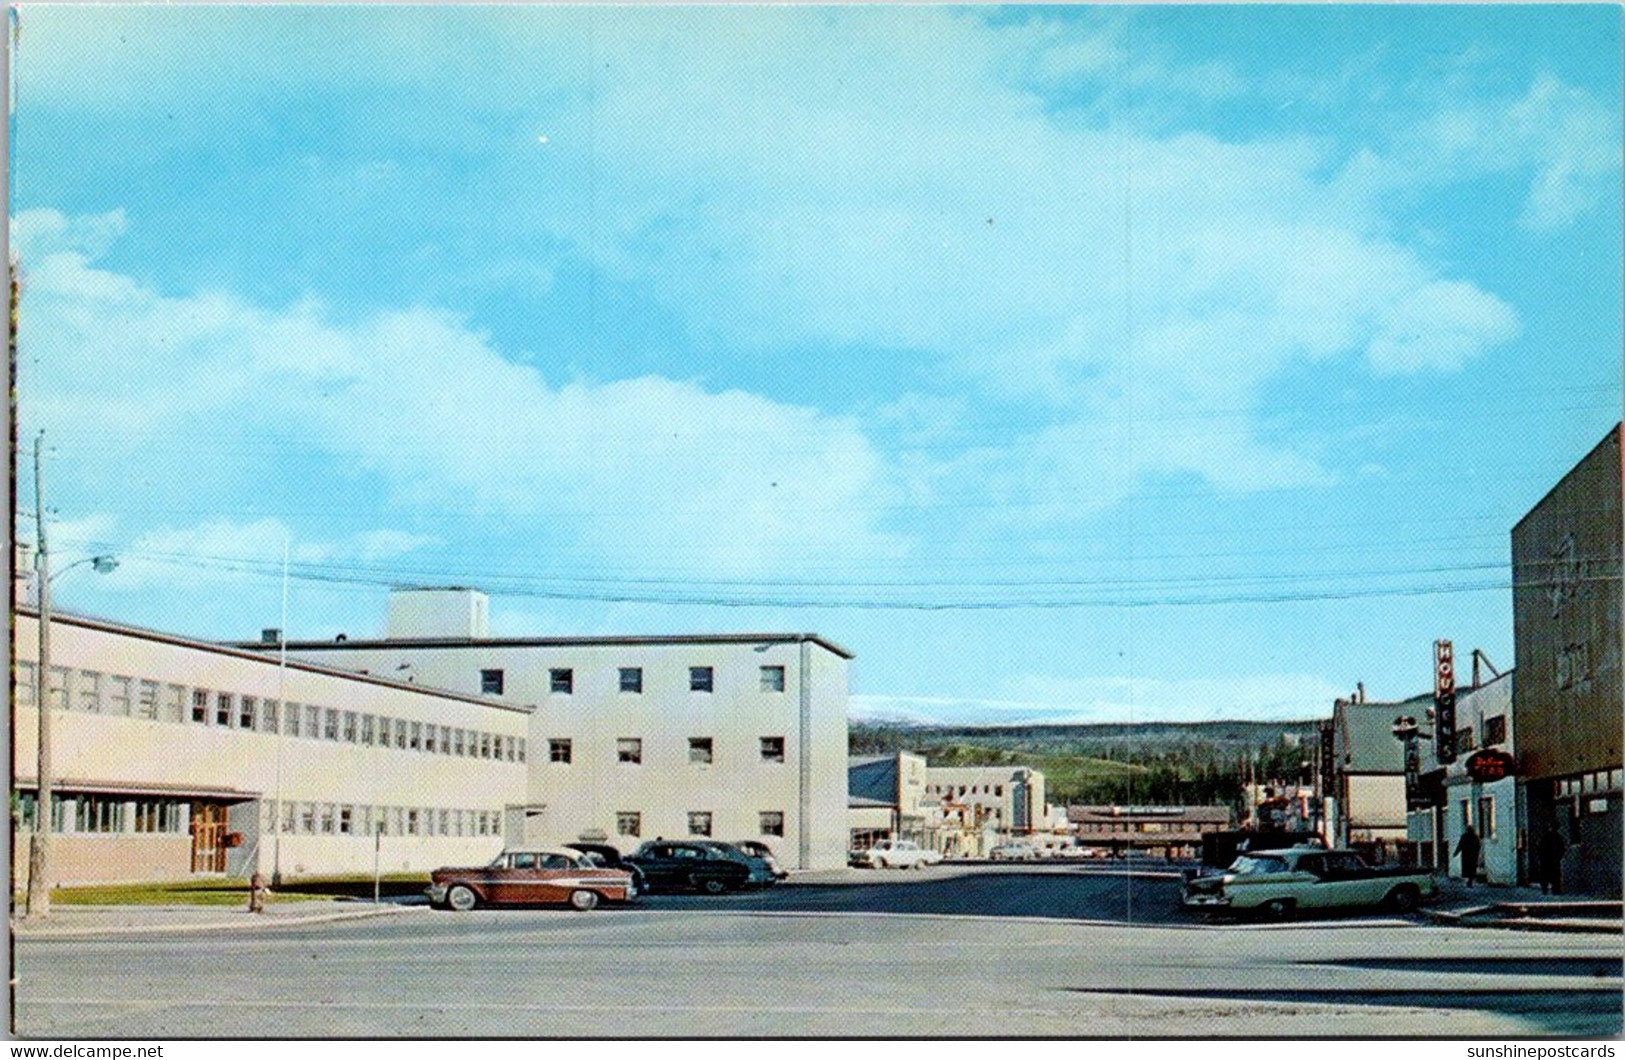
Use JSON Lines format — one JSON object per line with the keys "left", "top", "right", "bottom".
{"left": 850, "top": 719, "right": 1320, "bottom": 807}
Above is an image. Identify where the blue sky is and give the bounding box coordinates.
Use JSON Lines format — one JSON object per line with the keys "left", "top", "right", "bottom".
{"left": 11, "top": 6, "right": 1622, "bottom": 725}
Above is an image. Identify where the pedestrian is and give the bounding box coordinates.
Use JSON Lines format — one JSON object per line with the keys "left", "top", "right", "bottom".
{"left": 1537, "top": 828, "right": 1567, "bottom": 895}
{"left": 1454, "top": 826, "right": 1482, "bottom": 887}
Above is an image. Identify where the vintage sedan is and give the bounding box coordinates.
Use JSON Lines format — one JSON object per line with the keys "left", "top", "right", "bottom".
{"left": 428, "top": 849, "right": 638, "bottom": 912}
{"left": 625, "top": 839, "right": 755, "bottom": 894}
{"left": 850, "top": 838, "right": 941, "bottom": 869}
{"left": 1182, "top": 846, "right": 1436, "bottom": 919}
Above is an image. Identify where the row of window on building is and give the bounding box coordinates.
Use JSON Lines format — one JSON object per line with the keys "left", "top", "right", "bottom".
{"left": 927, "top": 783, "right": 1005, "bottom": 798}
{"left": 1074, "top": 821, "right": 1223, "bottom": 834}
{"left": 266, "top": 801, "right": 503, "bottom": 838}
{"left": 482, "top": 664, "right": 788, "bottom": 696}
{"left": 14, "top": 793, "right": 189, "bottom": 834}
{"left": 1451, "top": 714, "right": 1510, "bottom": 755}
{"left": 546, "top": 736, "right": 786, "bottom": 765}
{"left": 613, "top": 810, "right": 784, "bottom": 839}
{"left": 15, "top": 662, "right": 523, "bottom": 764}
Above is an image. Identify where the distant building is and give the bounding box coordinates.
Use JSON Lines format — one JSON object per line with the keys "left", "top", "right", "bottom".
{"left": 924, "top": 765, "right": 1046, "bottom": 856}
{"left": 1511, "top": 425, "right": 1622, "bottom": 896}
{"left": 1067, "top": 805, "right": 1233, "bottom": 858}
{"left": 847, "top": 752, "right": 930, "bottom": 851}
{"left": 268, "top": 588, "right": 854, "bottom": 870}
{"left": 1324, "top": 693, "right": 1424, "bottom": 859}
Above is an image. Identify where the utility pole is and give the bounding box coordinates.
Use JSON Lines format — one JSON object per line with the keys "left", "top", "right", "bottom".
{"left": 25, "top": 429, "right": 52, "bottom": 920}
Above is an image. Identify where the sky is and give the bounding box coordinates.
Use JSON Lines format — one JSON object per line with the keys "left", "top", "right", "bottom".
{"left": 10, "top": 5, "right": 1622, "bottom": 726}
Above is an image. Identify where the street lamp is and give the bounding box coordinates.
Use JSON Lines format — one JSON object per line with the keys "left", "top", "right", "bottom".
{"left": 24, "top": 431, "right": 118, "bottom": 921}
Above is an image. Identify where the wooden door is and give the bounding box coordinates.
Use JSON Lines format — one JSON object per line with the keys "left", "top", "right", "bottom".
{"left": 190, "top": 803, "right": 227, "bottom": 873}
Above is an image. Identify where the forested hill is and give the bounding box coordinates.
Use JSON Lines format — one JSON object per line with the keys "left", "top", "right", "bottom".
{"left": 849, "top": 719, "right": 1323, "bottom": 807}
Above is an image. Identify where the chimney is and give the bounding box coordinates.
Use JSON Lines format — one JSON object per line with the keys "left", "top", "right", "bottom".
{"left": 261, "top": 628, "right": 281, "bottom": 646}
{"left": 1356, "top": 682, "right": 1366, "bottom": 703}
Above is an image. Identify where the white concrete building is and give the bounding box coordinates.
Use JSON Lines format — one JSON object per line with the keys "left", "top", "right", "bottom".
{"left": 1441, "top": 672, "right": 1520, "bottom": 885}
{"left": 271, "top": 588, "right": 854, "bottom": 870}
{"left": 923, "top": 765, "right": 1046, "bottom": 855}
{"left": 12, "top": 609, "right": 528, "bottom": 885}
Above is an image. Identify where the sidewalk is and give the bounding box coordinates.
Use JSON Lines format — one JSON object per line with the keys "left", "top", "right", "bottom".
{"left": 1426, "top": 875, "right": 1623, "bottom": 935}
{"left": 11, "top": 898, "right": 425, "bottom": 939}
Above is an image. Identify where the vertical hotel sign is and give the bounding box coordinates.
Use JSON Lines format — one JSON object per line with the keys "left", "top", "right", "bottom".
{"left": 1434, "top": 639, "right": 1457, "bottom": 765}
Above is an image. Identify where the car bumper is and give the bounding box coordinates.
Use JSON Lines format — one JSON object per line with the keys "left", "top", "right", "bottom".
{"left": 426, "top": 883, "right": 449, "bottom": 904}
{"left": 1181, "top": 892, "right": 1231, "bottom": 907}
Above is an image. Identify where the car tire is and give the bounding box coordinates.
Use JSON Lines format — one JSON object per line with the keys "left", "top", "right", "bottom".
{"left": 1386, "top": 884, "right": 1421, "bottom": 914}
{"left": 447, "top": 884, "right": 479, "bottom": 912}
{"left": 569, "top": 889, "right": 600, "bottom": 912}
{"left": 696, "top": 876, "right": 730, "bottom": 895}
{"left": 1260, "top": 898, "right": 1294, "bottom": 921}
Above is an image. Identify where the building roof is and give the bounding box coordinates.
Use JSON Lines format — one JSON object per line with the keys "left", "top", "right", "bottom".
{"left": 848, "top": 795, "right": 894, "bottom": 809}
{"left": 247, "top": 631, "right": 856, "bottom": 660}
{"left": 1067, "top": 805, "right": 1232, "bottom": 824}
{"left": 1332, "top": 698, "right": 1428, "bottom": 774}
{"left": 926, "top": 765, "right": 1037, "bottom": 781}
{"left": 18, "top": 607, "right": 531, "bottom": 714}
{"left": 1511, "top": 423, "right": 1621, "bottom": 535}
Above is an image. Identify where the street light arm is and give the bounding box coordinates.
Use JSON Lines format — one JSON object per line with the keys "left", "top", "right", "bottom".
{"left": 47, "top": 555, "right": 118, "bottom": 584}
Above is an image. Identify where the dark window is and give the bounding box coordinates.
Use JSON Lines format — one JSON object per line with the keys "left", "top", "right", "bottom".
{"left": 619, "top": 667, "right": 643, "bottom": 693}
{"left": 549, "top": 739, "right": 572, "bottom": 764}
{"left": 759, "top": 811, "right": 784, "bottom": 837}
{"left": 690, "top": 666, "right": 714, "bottom": 692}
{"left": 618, "top": 738, "right": 643, "bottom": 764}
{"left": 480, "top": 669, "right": 505, "bottom": 695}
{"left": 760, "top": 665, "right": 786, "bottom": 692}
{"left": 760, "top": 736, "right": 785, "bottom": 763}
{"left": 1456, "top": 727, "right": 1475, "bottom": 754}
{"left": 688, "top": 812, "right": 713, "bottom": 837}
{"left": 617, "top": 812, "right": 641, "bottom": 837}
{"left": 689, "top": 738, "right": 714, "bottom": 764}
{"left": 192, "top": 689, "right": 209, "bottom": 724}
{"left": 1483, "top": 715, "right": 1507, "bottom": 746}
{"left": 216, "top": 693, "right": 233, "bottom": 726}
{"left": 550, "top": 668, "right": 573, "bottom": 694}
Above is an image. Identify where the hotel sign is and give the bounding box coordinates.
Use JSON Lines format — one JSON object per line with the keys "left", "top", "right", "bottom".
{"left": 1434, "top": 639, "right": 1457, "bottom": 765}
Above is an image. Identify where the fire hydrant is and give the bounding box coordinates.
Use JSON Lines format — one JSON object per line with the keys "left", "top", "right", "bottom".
{"left": 248, "top": 872, "right": 269, "bottom": 914}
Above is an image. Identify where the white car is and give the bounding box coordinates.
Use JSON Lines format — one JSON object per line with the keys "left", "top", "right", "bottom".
{"left": 988, "top": 843, "right": 1039, "bottom": 861}
{"left": 851, "top": 839, "right": 941, "bottom": 869}
{"left": 1182, "top": 846, "right": 1437, "bottom": 918}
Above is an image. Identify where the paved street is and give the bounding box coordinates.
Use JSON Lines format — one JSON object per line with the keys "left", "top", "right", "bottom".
{"left": 15, "top": 866, "right": 1623, "bottom": 1038}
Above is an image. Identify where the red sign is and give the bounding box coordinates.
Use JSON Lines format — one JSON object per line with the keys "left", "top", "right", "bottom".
{"left": 1465, "top": 749, "right": 1516, "bottom": 782}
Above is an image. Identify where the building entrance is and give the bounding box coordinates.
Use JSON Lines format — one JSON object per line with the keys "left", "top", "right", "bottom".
{"left": 191, "top": 803, "right": 228, "bottom": 873}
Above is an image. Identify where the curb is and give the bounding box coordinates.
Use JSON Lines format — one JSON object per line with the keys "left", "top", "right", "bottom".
{"left": 12, "top": 902, "right": 428, "bottom": 940}
{"left": 1424, "top": 909, "right": 1623, "bottom": 935}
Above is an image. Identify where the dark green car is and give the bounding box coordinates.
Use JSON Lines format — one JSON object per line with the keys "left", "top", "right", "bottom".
{"left": 625, "top": 840, "right": 754, "bottom": 894}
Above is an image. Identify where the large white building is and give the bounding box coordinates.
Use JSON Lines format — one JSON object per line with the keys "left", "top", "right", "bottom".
{"left": 12, "top": 608, "right": 529, "bottom": 885}
{"left": 923, "top": 764, "right": 1047, "bottom": 856}
{"left": 270, "top": 588, "right": 854, "bottom": 870}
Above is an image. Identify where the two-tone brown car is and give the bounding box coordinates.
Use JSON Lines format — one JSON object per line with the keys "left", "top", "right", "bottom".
{"left": 428, "top": 849, "right": 638, "bottom": 911}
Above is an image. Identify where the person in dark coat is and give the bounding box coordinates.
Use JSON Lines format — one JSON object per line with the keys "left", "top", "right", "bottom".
{"left": 1454, "top": 826, "right": 1482, "bottom": 887}
{"left": 1537, "top": 829, "right": 1567, "bottom": 895}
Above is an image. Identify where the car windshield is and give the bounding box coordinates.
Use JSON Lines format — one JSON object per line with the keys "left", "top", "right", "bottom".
{"left": 1229, "top": 855, "right": 1290, "bottom": 875}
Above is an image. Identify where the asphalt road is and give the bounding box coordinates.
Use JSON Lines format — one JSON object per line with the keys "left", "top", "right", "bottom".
{"left": 15, "top": 865, "right": 1624, "bottom": 1038}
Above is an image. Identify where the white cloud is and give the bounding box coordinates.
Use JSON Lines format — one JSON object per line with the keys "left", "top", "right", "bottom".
{"left": 14, "top": 209, "right": 908, "bottom": 578}
{"left": 855, "top": 671, "right": 1344, "bottom": 725}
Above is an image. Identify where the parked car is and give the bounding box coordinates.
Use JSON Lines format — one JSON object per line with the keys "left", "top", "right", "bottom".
{"left": 1181, "top": 846, "right": 1436, "bottom": 919}
{"left": 733, "top": 840, "right": 790, "bottom": 880}
{"left": 989, "top": 842, "right": 1039, "bottom": 861}
{"left": 690, "top": 840, "right": 779, "bottom": 888}
{"left": 850, "top": 838, "right": 941, "bottom": 869}
{"left": 564, "top": 842, "right": 648, "bottom": 895}
{"left": 428, "top": 849, "right": 637, "bottom": 912}
{"left": 625, "top": 839, "right": 755, "bottom": 894}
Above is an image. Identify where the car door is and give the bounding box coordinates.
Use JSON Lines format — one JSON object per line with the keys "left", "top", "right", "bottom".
{"left": 1292, "top": 853, "right": 1360, "bottom": 908}
{"left": 487, "top": 852, "right": 535, "bottom": 904}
